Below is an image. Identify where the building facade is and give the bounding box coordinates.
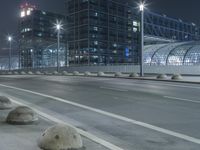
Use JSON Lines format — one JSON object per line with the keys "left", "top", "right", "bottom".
{"left": 65, "top": 0, "right": 139, "bottom": 65}
{"left": 19, "top": 3, "right": 66, "bottom": 68}
{"left": 65, "top": 0, "right": 200, "bottom": 66}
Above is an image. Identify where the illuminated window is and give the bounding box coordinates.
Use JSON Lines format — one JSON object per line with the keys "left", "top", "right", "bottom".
{"left": 21, "top": 11, "right": 25, "bottom": 18}
{"left": 133, "top": 27, "right": 137, "bottom": 32}
{"left": 133, "top": 21, "right": 138, "bottom": 26}
{"left": 27, "top": 10, "right": 31, "bottom": 16}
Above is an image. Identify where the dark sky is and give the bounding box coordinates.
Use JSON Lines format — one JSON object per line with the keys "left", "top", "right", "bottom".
{"left": 0, "top": 0, "right": 200, "bottom": 50}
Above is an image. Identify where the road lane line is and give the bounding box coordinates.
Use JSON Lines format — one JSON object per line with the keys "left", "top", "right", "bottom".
{"left": 105, "top": 79, "right": 200, "bottom": 90}
{"left": 0, "top": 83, "right": 200, "bottom": 145}
{"left": 164, "top": 96, "right": 200, "bottom": 104}
{"left": 100, "top": 86, "right": 129, "bottom": 92}
{"left": 8, "top": 97, "right": 124, "bottom": 150}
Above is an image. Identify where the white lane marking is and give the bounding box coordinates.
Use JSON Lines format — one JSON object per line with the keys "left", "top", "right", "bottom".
{"left": 164, "top": 96, "right": 200, "bottom": 104}
{"left": 105, "top": 79, "right": 200, "bottom": 90}
{"left": 9, "top": 97, "right": 124, "bottom": 150}
{"left": 0, "top": 83, "right": 200, "bottom": 145}
{"left": 100, "top": 86, "right": 129, "bottom": 92}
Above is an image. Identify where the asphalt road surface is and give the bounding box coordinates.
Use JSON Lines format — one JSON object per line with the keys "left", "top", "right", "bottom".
{"left": 0, "top": 75, "right": 200, "bottom": 150}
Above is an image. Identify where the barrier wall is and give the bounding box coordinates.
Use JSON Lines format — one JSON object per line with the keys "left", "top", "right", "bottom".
{"left": 7, "top": 65, "right": 200, "bottom": 75}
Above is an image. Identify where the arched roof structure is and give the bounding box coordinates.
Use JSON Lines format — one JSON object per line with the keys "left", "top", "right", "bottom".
{"left": 144, "top": 41, "right": 200, "bottom": 65}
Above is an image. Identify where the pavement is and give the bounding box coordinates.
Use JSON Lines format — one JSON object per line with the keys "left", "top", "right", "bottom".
{"left": 0, "top": 75, "right": 199, "bottom": 150}
{"left": 0, "top": 104, "right": 109, "bottom": 150}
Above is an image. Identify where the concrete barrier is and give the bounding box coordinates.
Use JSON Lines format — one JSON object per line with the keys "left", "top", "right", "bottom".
{"left": 157, "top": 74, "right": 168, "bottom": 80}
{"left": 28, "top": 71, "right": 33, "bottom": 75}
{"left": 20, "top": 71, "right": 26, "bottom": 75}
{"left": 84, "top": 71, "right": 91, "bottom": 76}
{"left": 38, "top": 124, "right": 83, "bottom": 150}
{"left": 115, "top": 72, "right": 122, "bottom": 77}
{"left": 171, "top": 74, "right": 183, "bottom": 80}
{"left": 13, "top": 71, "right": 19, "bottom": 75}
{"left": 0, "top": 96, "right": 12, "bottom": 110}
{"left": 73, "top": 71, "right": 80, "bottom": 76}
{"left": 35, "top": 71, "right": 42, "bottom": 75}
{"left": 8, "top": 72, "right": 12, "bottom": 75}
{"left": 53, "top": 71, "right": 59, "bottom": 75}
{"left": 97, "top": 71, "right": 105, "bottom": 77}
{"left": 6, "top": 106, "right": 38, "bottom": 125}
{"left": 62, "top": 71, "right": 68, "bottom": 76}
{"left": 129, "top": 73, "right": 139, "bottom": 77}
{"left": 44, "top": 71, "right": 52, "bottom": 75}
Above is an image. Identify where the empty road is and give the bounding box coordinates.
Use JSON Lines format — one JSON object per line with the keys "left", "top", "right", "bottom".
{"left": 0, "top": 75, "right": 199, "bottom": 150}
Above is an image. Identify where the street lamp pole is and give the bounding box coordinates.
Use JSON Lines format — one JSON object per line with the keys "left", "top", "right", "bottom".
{"left": 8, "top": 36, "right": 12, "bottom": 71}
{"left": 139, "top": 3, "right": 144, "bottom": 77}
{"left": 56, "top": 23, "right": 61, "bottom": 72}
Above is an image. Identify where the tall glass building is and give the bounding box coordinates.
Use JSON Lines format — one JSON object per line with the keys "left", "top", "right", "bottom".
{"left": 19, "top": 3, "right": 66, "bottom": 68}
{"left": 65, "top": 0, "right": 200, "bottom": 66}
{"left": 65, "top": 0, "right": 139, "bottom": 65}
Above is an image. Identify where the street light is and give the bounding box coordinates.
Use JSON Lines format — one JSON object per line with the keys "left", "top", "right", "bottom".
{"left": 7, "top": 36, "right": 12, "bottom": 71}
{"left": 139, "top": 2, "right": 145, "bottom": 77}
{"left": 54, "top": 20, "right": 63, "bottom": 72}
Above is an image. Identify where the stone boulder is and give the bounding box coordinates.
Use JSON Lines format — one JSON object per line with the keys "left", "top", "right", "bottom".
{"left": 157, "top": 74, "right": 168, "bottom": 80}
{"left": 73, "top": 71, "right": 79, "bottom": 76}
{"left": 129, "top": 73, "right": 139, "bottom": 77}
{"left": 115, "top": 72, "right": 122, "bottom": 77}
{"left": 6, "top": 106, "right": 38, "bottom": 125}
{"left": 38, "top": 124, "right": 84, "bottom": 150}
{"left": 0, "top": 96, "right": 12, "bottom": 110}
{"left": 97, "top": 71, "right": 105, "bottom": 77}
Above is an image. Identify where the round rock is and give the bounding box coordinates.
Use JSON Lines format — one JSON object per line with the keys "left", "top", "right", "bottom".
{"left": 13, "top": 71, "right": 19, "bottom": 75}
{"left": 20, "top": 71, "right": 26, "bottom": 75}
{"left": 171, "top": 74, "right": 183, "bottom": 80}
{"left": 73, "top": 71, "right": 79, "bottom": 76}
{"left": 115, "top": 72, "right": 122, "bottom": 77}
{"left": 28, "top": 71, "right": 33, "bottom": 75}
{"left": 84, "top": 71, "right": 91, "bottom": 76}
{"left": 8, "top": 72, "right": 12, "bottom": 75}
{"left": 97, "top": 71, "right": 105, "bottom": 77}
{"left": 62, "top": 71, "right": 68, "bottom": 76}
{"left": 157, "top": 74, "right": 168, "bottom": 80}
{"left": 35, "top": 71, "right": 42, "bottom": 75}
{"left": 38, "top": 124, "right": 83, "bottom": 150}
{"left": 0, "top": 96, "right": 12, "bottom": 110}
{"left": 6, "top": 106, "right": 38, "bottom": 125}
{"left": 129, "top": 73, "right": 139, "bottom": 77}
{"left": 53, "top": 71, "right": 59, "bottom": 75}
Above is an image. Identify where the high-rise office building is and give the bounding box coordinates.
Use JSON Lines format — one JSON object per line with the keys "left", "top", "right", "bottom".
{"left": 65, "top": 0, "right": 200, "bottom": 65}
{"left": 19, "top": 3, "right": 66, "bottom": 68}
{"left": 65, "top": 0, "right": 138, "bottom": 65}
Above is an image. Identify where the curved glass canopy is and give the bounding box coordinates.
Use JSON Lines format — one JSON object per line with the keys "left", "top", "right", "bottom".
{"left": 144, "top": 41, "right": 200, "bottom": 66}
{"left": 42, "top": 43, "right": 66, "bottom": 67}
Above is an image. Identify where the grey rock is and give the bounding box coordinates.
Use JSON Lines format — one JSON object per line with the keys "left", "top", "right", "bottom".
{"left": 6, "top": 106, "right": 38, "bottom": 125}
{"left": 115, "top": 72, "right": 122, "bottom": 77}
{"left": 38, "top": 124, "right": 83, "bottom": 150}
{"left": 84, "top": 71, "right": 91, "bottom": 76}
{"left": 97, "top": 72, "right": 105, "bottom": 77}
{"left": 0, "top": 96, "right": 12, "bottom": 110}
{"left": 157, "top": 74, "right": 168, "bottom": 80}
{"left": 73, "top": 71, "right": 79, "bottom": 76}
{"left": 171, "top": 74, "right": 183, "bottom": 80}
{"left": 129, "top": 73, "right": 139, "bottom": 77}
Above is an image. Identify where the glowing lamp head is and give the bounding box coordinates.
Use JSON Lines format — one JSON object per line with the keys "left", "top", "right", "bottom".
{"left": 56, "top": 24, "right": 61, "bottom": 30}
{"left": 139, "top": 3, "right": 145, "bottom": 11}
{"left": 8, "top": 36, "right": 12, "bottom": 42}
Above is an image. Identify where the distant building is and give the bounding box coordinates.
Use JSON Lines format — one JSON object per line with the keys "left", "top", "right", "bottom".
{"left": 19, "top": 3, "right": 66, "bottom": 68}
{"left": 65, "top": 0, "right": 200, "bottom": 65}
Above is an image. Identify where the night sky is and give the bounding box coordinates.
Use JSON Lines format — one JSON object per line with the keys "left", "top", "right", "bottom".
{"left": 0, "top": 0, "right": 200, "bottom": 51}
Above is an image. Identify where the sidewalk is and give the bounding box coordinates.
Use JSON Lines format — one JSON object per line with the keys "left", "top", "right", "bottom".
{"left": 0, "top": 107, "right": 109, "bottom": 150}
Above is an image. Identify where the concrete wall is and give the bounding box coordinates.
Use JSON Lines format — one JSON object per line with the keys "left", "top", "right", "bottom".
{"left": 9, "top": 65, "right": 200, "bottom": 75}
{"left": 62, "top": 65, "right": 200, "bottom": 75}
